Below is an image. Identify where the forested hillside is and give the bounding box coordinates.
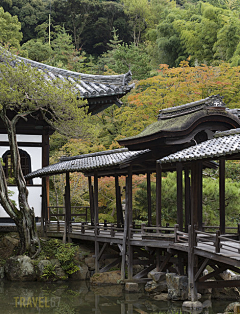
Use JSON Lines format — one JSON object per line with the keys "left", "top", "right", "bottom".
{"left": 2, "top": 0, "right": 240, "bottom": 226}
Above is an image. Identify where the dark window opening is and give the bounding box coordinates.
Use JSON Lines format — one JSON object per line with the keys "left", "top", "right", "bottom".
{"left": 2, "top": 149, "right": 33, "bottom": 185}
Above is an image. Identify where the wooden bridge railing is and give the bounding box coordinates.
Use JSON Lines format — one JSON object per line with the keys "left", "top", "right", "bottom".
{"left": 174, "top": 224, "right": 240, "bottom": 254}
{"left": 47, "top": 206, "right": 89, "bottom": 223}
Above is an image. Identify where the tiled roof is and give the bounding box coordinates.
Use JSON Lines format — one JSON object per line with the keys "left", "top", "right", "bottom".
{"left": 0, "top": 50, "right": 134, "bottom": 99}
{"left": 119, "top": 95, "right": 240, "bottom": 143}
{"left": 159, "top": 128, "right": 240, "bottom": 164}
{"left": 25, "top": 148, "right": 149, "bottom": 179}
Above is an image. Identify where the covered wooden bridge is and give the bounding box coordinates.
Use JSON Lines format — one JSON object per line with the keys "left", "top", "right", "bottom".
{"left": 25, "top": 95, "right": 240, "bottom": 300}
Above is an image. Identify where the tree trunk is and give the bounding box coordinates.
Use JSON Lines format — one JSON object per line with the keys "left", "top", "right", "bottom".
{"left": 0, "top": 112, "right": 40, "bottom": 257}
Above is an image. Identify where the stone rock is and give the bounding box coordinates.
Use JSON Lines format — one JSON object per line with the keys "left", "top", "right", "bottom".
{"left": 0, "top": 267, "right": 4, "bottom": 279}
{"left": 182, "top": 301, "right": 203, "bottom": 310}
{"left": 166, "top": 273, "right": 188, "bottom": 301}
{"left": 202, "top": 299, "right": 212, "bottom": 308}
{"left": 0, "top": 234, "right": 19, "bottom": 259}
{"left": 37, "top": 259, "right": 51, "bottom": 278}
{"left": 91, "top": 285, "right": 123, "bottom": 297}
{"left": 5, "top": 255, "right": 36, "bottom": 281}
{"left": 125, "top": 282, "right": 139, "bottom": 292}
{"left": 69, "top": 264, "right": 89, "bottom": 281}
{"left": 224, "top": 302, "right": 240, "bottom": 313}
{"left": 145, "top": 280, "right": 168, "bottom": 294}
{"left": 212, "top": 287, "right": 240, "bottom": 300}
{"left": 85, "top": 257, "right": 95, "bottom": 270}
{"left": 153, "top": 293, "right": 169, "bottom": 301}
{"left": 90, "top": 270, "right": 121, "bottom": 285}
{"left": 148, "top": 270, "right": 166, "bottom": 283}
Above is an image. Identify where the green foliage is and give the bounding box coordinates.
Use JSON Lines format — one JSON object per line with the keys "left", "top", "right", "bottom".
{"left": 21, "top": 38, "right": 50, "bottom": 62}
{"left": 40, "top": 239, "right": 79, "bottom": 275}
{"left": 0, "top": 50, "right": 94, "bottom": 139}
{"left": 55, "top": 244, "right": 79, "bottom": 275}
{"left": 41, "top": 263, "right": 56, "bottom": 280}
{"left": 135, "top": 170, "right": 240, "bottom": 227}
{"left": 1, "top": 0, "right": 48, "bottom": 43}
{"left": 0, "top": 7, "right": 22, "bottom": 48}
{"left": 99, "top": 213, "right": 115, "bottom": 223}
{"left": 135, "top": 173, "right": 178, "bottom": 225}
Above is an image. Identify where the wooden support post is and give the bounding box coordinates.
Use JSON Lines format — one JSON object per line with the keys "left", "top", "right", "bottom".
{"left": 94, "top": 171, "right": 99, "bottom": 273}
{"left": 188, "top": 161, "right": 201, "bottom": 302}
{"left": 94, "top": 171, "right": 99, "bottom": 226}
{"left": 147, "top": 172, "right": 152, "bottom": 226}
{"left": 121, "top": 176, "right": 129, "bottom": 280}
{"left": 128, "top": 166, "right": 133, "bottom": 280}
{"left": 185, "top": 167, "right": 191, "bottom": 233}
{"left": 198, "top": 162, "right": 203, "bottom": 231}
{"left": 191, "top": 162, "right": 201, "bottom": 228}
{"left": 115, "top": 176, "right": 123, "bottom": 227}
{"left": 88, "top": 176, "right": 94, "bottom": 225}
{"left": 156, "top": 162, "right": 162, "bottom": 227}
{"left": 219, "top": 158, "right": 225, "bottom": 235}
{"left": 177, "top": 163, "right": 183, "bottom": 231}
{"left": 188, "top": 225, "right": 198, "bottom": 302}
{"left": 128, "top": 166, "right": 133, "bottom": 228}
{"left": 42, "top": 130, "right": 50, "bottom": 221}
{"left": 41, "top": 177, "right": 48, "bottom": 235}
{"left": 215, "top": 230, "right": 220, "bottom": 253}
{"left": 64, "top": 172, "right": 71, "bottom": 243}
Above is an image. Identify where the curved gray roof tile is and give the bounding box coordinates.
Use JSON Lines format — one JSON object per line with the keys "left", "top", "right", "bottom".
{"left": 0, "top": 49, "right": 133, "bottom": 100}
{"left": 159, "top": 129, "right": 240, "bottom": 164}
{"left": 25, "top": 148, "right": 149, "bottom": 179}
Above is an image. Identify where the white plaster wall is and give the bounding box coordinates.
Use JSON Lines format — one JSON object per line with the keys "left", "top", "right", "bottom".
{"left": 0, "top": 186, "right": 42, "bottom": 218}
{"left": 0, "top": 146, "right": 42, "bottom": 185}
{"left": 0, "top": 134, "right": 43, "bottom": 218}
{"left": 0, "top": 134, "right": 42, "bottom": 143}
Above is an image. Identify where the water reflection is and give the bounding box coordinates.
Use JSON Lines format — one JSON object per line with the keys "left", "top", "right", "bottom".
{"left": 0, "top": 280, "right": 232, "bottom": 314}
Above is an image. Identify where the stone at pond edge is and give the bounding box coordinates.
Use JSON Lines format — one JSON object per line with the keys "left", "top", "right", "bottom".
{"left": 5, "top": 256, "right": 36, "bottom": 281}
{"left": 148, "top": 270, "right": 166, "bottom": 283}
{"left": 69, "top": 264, "right": 89, "bottom": 281}
{"left": 182, "top": 301, "right": 203, "bottom": 310}
{"left": 153, "top": 293, "right": 169, "bottom": 301}
{"left": 212, "top": 287, "right": 240, "bottom": 300}
{"left": 145, "top": 280, "right": 168, "bottom": 293}
{"left": 224, "top": 302, "right": 240, "bottom": 313}
{"left": 166, "top": 273, "right": 188, "bottom": 301}
{"left": 125, "top": 282, "right": 139, "bottom": 292}
{"left": 90, "top": 270, "right": 121, "bottom": 285}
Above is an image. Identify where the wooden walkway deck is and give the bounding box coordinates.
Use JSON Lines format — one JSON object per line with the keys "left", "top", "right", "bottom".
{"left": 46, "top": 221, "right": 240, "bottom": 268}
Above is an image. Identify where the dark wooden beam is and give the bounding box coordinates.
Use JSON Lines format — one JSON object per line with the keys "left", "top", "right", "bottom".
{"left": 88, "top": 176, "right": 94, "bottom": 224}
{"left": 198, "top": 265, "right": 227, "bottom": 282}
{"left": 65, "top": 172, "right": 71, "bottom": 242}
{"left": 133, "top": 264, "right": 156, "bottom": 279}
{"left": 156, "top": 163, "right": 162, "bottom": 227}
{"left": 99, "top": 257, "right": 121, "bottom": 273}
{"left": 121, "top": 176, "right": 128, "bottom": 280}
{"left": 197, "top": 279, "right": 240, "bottom": 289}
{"left": 184, "top": 167, "right": 191, "bottom": 232}
{"left": 219, "top": 158, "right": 225, "bottom": 234}
{"left": 194, "top": 258, "right": 209, "bottom": 281}
{"left": 177, "top": 163, "right": 183, "bottom": 231}
{"left": 147, "top": 172, "right": 152, "bottom": 226}
{"left": 115, "top": 176, "right": 123, "bottom": 227}
{"left": 94, "top": 171, "right": 99, "bottom": 225}
{"left": 198, "top": 162, "right": 203, "bottom": 231}
{"left": 159, "top": 252, "right": 172, "bottom": 272}
{"left": 128, "top": 166, "right": 133, "bottom": 280}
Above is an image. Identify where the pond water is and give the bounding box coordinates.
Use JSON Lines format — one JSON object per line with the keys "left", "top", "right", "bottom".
{"left": 0, "top": 280, "right": 232, "bottom": 314}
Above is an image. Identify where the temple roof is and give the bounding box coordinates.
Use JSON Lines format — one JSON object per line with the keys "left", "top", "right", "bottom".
{"left": 159, "top": 128, "right": 240, "bottom": 164}
{"left": 118, "top": 95, "right": 240, "bottom": 150}
{"left": 25, "top": 148, "right": 149, "bottom": 179}
{"left": 0, "top": 49, "right": 134, "bottom": 115}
